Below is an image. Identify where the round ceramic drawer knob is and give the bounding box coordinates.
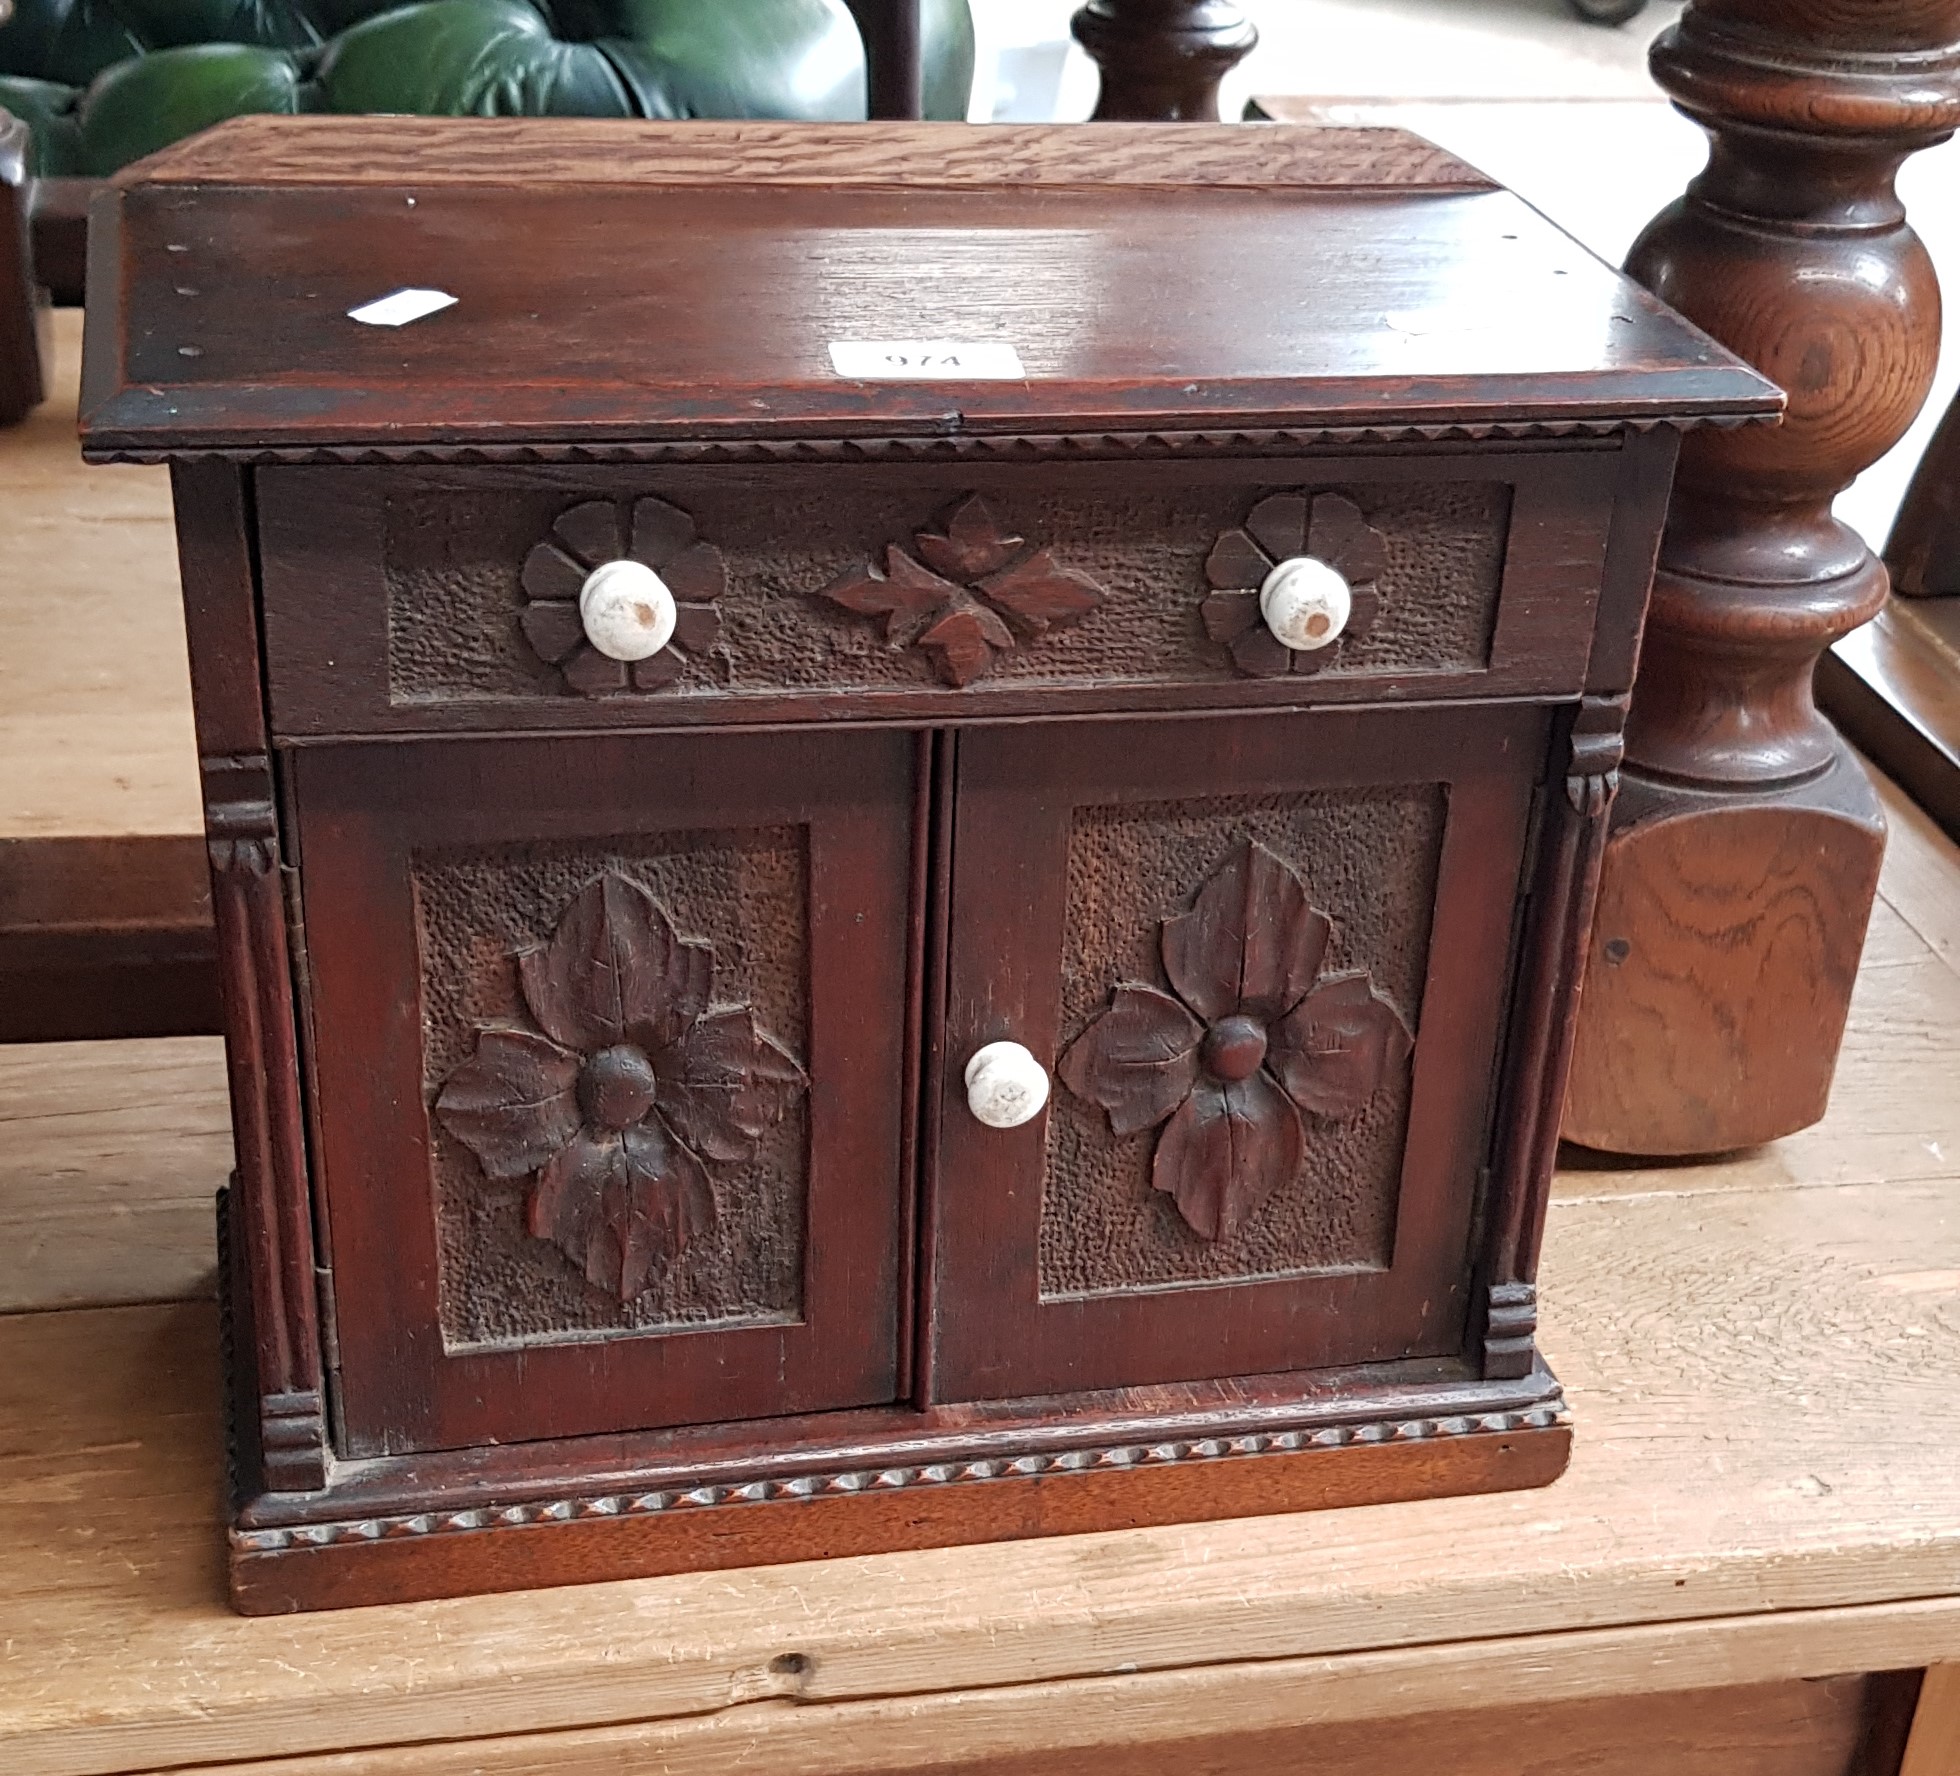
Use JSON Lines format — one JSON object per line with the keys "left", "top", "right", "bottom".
{"left": 964, "top": 1041, "right": 1051, "bottom": 1129}
{"left": 578, "top": 559, "right": 677, "bottom": 662}
{"left": 1259, "top": 555, "right": 1352, "bottom": 651}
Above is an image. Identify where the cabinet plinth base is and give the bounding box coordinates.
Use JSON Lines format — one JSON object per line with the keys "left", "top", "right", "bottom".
{"left": 230, "top": 1395, "right": 1569, "bottom": 1614}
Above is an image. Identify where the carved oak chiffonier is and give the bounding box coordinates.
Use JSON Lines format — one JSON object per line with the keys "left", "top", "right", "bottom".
{"left": 82, "top": 117, "right": 1776, "bottom": 1613}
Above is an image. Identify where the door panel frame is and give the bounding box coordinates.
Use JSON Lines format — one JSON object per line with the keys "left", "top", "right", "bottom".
{"left": 928, "top": 703, "right": 1546, "bottom": 1403}
{"left": 291, "top": 729, "right": 916, "bottom": 1458}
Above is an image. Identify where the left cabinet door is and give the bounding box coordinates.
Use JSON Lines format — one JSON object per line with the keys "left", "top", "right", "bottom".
{"left": 290, "top": 729, "right": 917, "bottom": 1458}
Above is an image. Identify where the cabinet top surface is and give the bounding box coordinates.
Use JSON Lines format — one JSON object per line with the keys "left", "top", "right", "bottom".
{"left": 79, "top": 119, "right": 1778, "bottom": 460}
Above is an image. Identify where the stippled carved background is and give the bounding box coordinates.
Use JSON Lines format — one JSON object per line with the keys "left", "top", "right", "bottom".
{"left": 383, "top": 470, "right": 1510, "bottom": 702}
{"left": 1043, "top": 785, "right": 1447, "bottom": 1297}
{"left": 414, "top": 828, "right": 808, "bottom": 1348}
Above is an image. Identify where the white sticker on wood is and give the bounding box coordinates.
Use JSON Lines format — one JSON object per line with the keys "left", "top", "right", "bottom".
{"left": 829, "top": 339, "right": 1027, "bottom": 380}
{"left": 348, "top": 288, "right": 459, "bottom": 327}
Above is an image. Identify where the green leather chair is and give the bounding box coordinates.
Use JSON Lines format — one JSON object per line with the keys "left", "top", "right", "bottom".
{"left": 0, "top": 0, "right": 975, "bottom": 176}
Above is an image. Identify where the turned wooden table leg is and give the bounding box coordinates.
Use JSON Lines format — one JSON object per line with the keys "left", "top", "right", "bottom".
{"left": 1071, "top": 1, "right": 1257, "bottom": 122}
{"left": 1562, "top": 1, "right": 1960, "bottom": 1155}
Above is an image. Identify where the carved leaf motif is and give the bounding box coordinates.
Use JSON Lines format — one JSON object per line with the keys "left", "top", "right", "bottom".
{"left": 516, "top": 874, "right": 712, "bottom": 1057}
{"left": 528, "top": 1125, "right": 715, "bottom": 1302}
{"left": 1205, "top": 528, "right": 1273, "bottom": 592}
{"left": 978, "top": 547, "right": 1105, "bottom": 637}
{"left": 561, "top": 647, "right": 629, "bottom": 697}
{"left": 1308, "top": 493, "right": 1387, "bottom": 584}
{"left": 435, "top": 1029, "right": 581, "bottom": 1179}
{"left": 519, "top": 599, "right": 586, "bottom": 665}
{"left": 1152, "top": 1074, "right": 1305, "bottom": 1242}
{"left": 1161, "top": 841, "right": 1331, "bottom": 1022}
{"left": 815, "top": 495, "right": 1107, "bottom": 683}
{"left": 629, "top": 496, "right": 696, "bottom": 566}
{"left": 1058, "top": 984, "right": 1204, "bottom": 1136}
{"left": 438, "top": 871, "right": 807, "bottom": 1303}
{"left": 552, "top": 500, "right": 624, "bottom": 565}
{"left": 1270, "top": 971, "right": 1415, "bottom": 1119}
{"left": 521, "top": 541, "right": 587, "bottom": 602}
{"left": 657, "top": 1007, "right": 807, "bottom": 1164}
{"left": 1227, "top": 625, "right": 1293, "bottom": 679}
{"left": 914, "top": 495, "right": 1025, "bottom": 580}
{"left": 1059, "top": 839, "right": 1412, "bottom": 1244}
{"left": 1246, "top": 492, "right": 1309, "bottom": 562}
{"left": 818, "top": 550, "right": 956, "bottom": 642}
{"left": 918, "top": 601, "right": 1016, "bottom": 687}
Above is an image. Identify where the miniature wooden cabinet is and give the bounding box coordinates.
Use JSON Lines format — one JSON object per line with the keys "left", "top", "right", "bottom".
{"left": 81, "top": 117, "right": 1776, "bottom": 1613}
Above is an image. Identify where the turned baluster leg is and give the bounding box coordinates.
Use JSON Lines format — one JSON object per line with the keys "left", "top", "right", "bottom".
{"left": 1071, "top": 1, "right": 1258, "bottom": 122}
{"left": 1563, "top": 1, "right": 1960, "bottom": 1154}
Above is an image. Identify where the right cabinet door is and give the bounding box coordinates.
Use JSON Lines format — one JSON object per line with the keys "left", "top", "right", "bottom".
{"left": 927, "top": 704, "right": 1546, "bottom": 1403}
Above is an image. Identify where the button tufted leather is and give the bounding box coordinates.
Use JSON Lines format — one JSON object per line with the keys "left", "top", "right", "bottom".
{"left": 0, "top": 0, "right": 974, "bottom": 173}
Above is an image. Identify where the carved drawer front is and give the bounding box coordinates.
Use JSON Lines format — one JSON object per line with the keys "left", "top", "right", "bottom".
{"left": 255, "top": 452, "right": 1621, "bottom": 736}
{"left": 927, "top": 703, "right": 1544, "bottom": 1403}
{"left": 289, "top": 729, "right": 915, "bottom": 1459}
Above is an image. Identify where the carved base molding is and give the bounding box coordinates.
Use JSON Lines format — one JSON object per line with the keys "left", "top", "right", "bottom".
{"left": 227, "top": 1164, "right": 1566, "bottom": 1611}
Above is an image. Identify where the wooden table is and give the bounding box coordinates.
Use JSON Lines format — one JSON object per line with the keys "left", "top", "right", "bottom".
{"left": 0, "top": 309, "right": 215, "bottom": 1041}
{"left": 3, "top": 763, "right": 1957, "bottom": 1772}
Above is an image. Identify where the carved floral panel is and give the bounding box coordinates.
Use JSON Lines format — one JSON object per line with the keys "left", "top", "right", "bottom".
{"left": 815, "top": 494, "right": 1107, "bottom": 686}
{"left": 434, "top": 870, "right": 805, "bottom": 1304}
{"left": 1059, "top": 833, "right": 1417, "bottom": 1249}
{"left": 1201, "top": 491, "right": 1387, "bottom": 678}
{"left": 519, "top": 496, "right": 727, "bottom": 697}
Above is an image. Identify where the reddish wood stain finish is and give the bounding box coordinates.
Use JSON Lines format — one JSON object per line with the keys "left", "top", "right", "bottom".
{"left": 81, "top": 120, "right": 1773, "bottom": 1612}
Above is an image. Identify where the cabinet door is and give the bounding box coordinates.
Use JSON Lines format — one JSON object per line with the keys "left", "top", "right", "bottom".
{"left": 927, "top": 705, "right": 1543, "bottom": 1403}
{"left": 292, "top": 729, "right": 915, "bottom": 1457}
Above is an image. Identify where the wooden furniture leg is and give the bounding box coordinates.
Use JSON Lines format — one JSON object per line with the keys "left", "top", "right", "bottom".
{"left": 1562, "top": 0, "right": 1960, "bottom": 1155}
{"left": 1901, "top": 1666, "right": 1960, "bottom": 1776}
{"left": 1819, "top": 388, "right": 1960, "bottom": 839}
{"left": 1, "top": 110, "right": 46, "bottom": 427}
{"left": 845, "top": 0, "right": 926, "bottom": 120}
{"left": 1071, "top": 1, "right": 1258, "bottom": 121}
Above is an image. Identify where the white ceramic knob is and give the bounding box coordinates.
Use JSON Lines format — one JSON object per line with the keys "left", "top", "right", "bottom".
{"left": 964, "top": 1041, "right": 1051, "bottom": 1129}
{"left": 578, "top": 559, "right": 677, "bottom": 662}
{"left": 1259, "top": 555, "right": 1352, "bottom": 652}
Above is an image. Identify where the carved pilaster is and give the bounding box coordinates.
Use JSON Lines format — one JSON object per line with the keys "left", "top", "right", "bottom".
{"left": 1483, "top": 696, "right": 1627, "bottom": 1380}
{"left": 1070, "top": 1, "right": 1258, "bottom": 122}
{"left": 206, "top": 752, "right": 328, "bottom": 1491}
{"left": 1565, "top": 1, "right": 1960, "bottom": 1155}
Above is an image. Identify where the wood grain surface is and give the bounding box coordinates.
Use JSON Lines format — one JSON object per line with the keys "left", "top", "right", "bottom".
{"left": 1901, "top": 1665, "right": 1960, "bottom": 1776}
{"left": 121, "top": 118, "right": 1497, "bottom": 192}
{"left": 1, "top": 766, "right": 1954, "bottom": 1771}
{"left": 0, "top": 1037, "right": 228, "bottom": 1311}
{"left": 0, "top": 310, "right": 195, "bottom": 841}
{"left": 81, "top": 137, "right": 1776, "bottom": 456}
{"left": 75, "top": 1674, "right": 1901, "bottom": 1776}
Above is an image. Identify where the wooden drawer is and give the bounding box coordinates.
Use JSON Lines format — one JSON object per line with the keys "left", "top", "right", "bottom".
{"left": 255, "top": 451, "right": 1624, "bottom": 737}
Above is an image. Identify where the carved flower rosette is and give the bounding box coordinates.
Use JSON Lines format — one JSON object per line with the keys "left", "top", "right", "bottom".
{"left": 520, "top": 496, "right": 726, "bottom": 697}
{"left": 434, "top": 872, "right": 805, "bottom": 1303}
{"left": 817, "top": 494, "right": 1106, "bottom": 687}
{"left": 1060, "top": 841, "right": 1414, "bottom": 1243}
{"left": 1202, "top": 492, "right": 1387, "bottom": 678}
